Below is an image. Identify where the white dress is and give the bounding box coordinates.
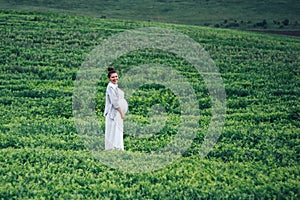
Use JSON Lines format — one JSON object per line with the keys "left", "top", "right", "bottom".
{"left": 105, "top": 85, "right": 127, "bottom": 150}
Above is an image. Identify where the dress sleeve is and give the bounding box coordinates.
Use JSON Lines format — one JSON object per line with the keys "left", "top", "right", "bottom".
{"left": 107, "top": 86, "right": 119, "bottom": 109}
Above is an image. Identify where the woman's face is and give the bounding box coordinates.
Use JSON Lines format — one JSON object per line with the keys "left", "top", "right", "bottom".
{"left": 109, "top": 73, "right": 118, "bottom": 85}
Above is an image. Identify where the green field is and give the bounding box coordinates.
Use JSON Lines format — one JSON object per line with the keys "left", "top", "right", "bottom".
{"left": 0, "top": 0, "right": 300, "bottom": 31}
{"left": 0, "top": 8, "right": 299, "bottom": 200}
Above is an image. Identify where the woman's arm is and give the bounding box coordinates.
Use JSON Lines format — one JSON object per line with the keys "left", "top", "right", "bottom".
{"left": 107, "top": 86, "right": 124, "bottom": 119}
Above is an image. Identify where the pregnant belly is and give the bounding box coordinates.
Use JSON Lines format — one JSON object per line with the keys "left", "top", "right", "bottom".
{"left": 119, "top": 98, "right": 128, "bottom": 114}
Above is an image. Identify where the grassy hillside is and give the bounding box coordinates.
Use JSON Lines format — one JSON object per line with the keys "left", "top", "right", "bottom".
{"left": 0, "top": 0, "right": 300, "bottom": 32}
{"left": 0, "top": 10, "right": 299, "bottom": 199}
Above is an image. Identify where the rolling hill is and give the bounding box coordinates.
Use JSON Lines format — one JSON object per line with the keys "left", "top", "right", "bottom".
{"left": 0, "top": 0, "right": 300, "bottom": 33}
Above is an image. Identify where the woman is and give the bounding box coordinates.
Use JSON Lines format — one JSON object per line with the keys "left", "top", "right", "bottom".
{"left": 104, "top": 67, "right": 128, "bottom": 150}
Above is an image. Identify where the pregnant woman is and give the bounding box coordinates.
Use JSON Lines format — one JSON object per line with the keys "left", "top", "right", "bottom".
{"left": 104, "top": 67, "right": 128, "bottom": 150}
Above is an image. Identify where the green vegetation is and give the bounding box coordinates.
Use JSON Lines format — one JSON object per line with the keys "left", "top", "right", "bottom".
{"left": 0, "top": 9, "right": 299, "bottom": 199}
{"left": 0, "top": 0, "right": 299, "bottom": 31}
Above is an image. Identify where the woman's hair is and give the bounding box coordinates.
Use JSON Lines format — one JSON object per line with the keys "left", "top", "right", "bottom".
{"left": 107, "top": 66, "right": 117, "bottom": 78}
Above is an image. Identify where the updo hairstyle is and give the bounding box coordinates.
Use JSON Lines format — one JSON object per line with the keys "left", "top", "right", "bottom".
{"left": 107, "top": 66, "right": 117, "bottom": 78}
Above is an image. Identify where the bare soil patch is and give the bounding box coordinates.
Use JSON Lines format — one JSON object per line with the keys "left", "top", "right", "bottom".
{"left": 253, "top": 30, "right": 300, "bottom": 37}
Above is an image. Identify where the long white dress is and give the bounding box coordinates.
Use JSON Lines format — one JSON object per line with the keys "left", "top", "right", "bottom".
{"left": 105, "top": 84, "right": 127, "bottom": 150}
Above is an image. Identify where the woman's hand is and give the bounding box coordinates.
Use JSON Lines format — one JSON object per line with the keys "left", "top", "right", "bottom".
{"left": 117, "top": 107, "right": 125, "bottom": 119}
{"left": 120, "top": 112, "right": 125, "bottom": 119}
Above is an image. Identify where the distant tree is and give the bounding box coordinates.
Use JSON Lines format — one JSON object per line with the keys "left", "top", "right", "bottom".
{"left": 226, "top": 22, "right": 239, "bottom": 28}
{"left": 254, "top": 19, "right": 267, "bottom": 28}
{"left": 282, "top": 19, "right": 289, "bottom": 26}
{"left": 262, "top": 19, "right": 267, "bottom": 26}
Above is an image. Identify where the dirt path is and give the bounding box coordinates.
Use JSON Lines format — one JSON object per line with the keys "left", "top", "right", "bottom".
{"left": 253, "top": 30, "right": 300, "bottom": 37}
